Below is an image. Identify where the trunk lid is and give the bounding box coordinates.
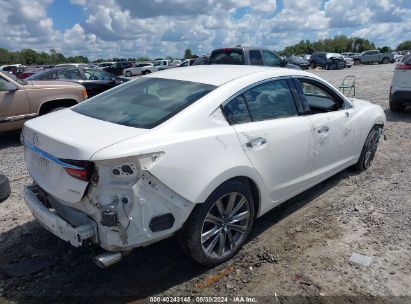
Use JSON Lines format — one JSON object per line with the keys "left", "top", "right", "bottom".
{"left": 23, "top": 109, "right": 148, "bottom": 203}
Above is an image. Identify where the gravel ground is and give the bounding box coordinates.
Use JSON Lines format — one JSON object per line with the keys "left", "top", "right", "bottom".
{"left": 0, "top": 63, "right": 410, "bottom": 303}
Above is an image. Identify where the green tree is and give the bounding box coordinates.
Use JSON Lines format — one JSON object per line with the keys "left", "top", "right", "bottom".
{"left": 136, "top": 56, "right": 151, "bottom": 61}
{"left": 183, "top": 48, "right": 193, "bottom": 59}
{"left": 396, "top": 40, "right": 411, "bottom": 51}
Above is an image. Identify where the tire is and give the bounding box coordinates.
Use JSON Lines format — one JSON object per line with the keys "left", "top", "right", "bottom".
{"left": 125, "top": 71, "right": 132, "bottom": 77}
{"left": 325, "top": 63, "right": 330, "bottom": 70}
{"left": 354, "top": 125, "right": 382, "bottom": 171}
{"left": 389, "top": 101, "right": 405, "bottom": 112}
{"left": 0, "top": 174, "right": 11, "bottom": 203}
{"left": 382, "top": 58, "right": 389, "bottom": 64}
{"left": 354, "top": 59, "right": 360, "bottom": 66}
{"left": 310, "top": 62, "right": 316, "bottom": 69}
{"left": 179, "top": 180, "right": 255, "bottom": 266}
{"left": 142, "top": 70, "right": 151, "bottom": 75}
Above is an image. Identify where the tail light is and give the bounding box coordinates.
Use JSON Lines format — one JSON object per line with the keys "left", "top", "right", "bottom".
{"left": 395, "top": 64, "right": 411, "bottom": 70}
{"left": 61, "top": 159, "right": 94, "bottom": 182}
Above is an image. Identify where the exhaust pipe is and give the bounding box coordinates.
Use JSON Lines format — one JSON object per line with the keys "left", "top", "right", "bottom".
{"left": 93, "top": 252, "right": 123, "bottom": 268}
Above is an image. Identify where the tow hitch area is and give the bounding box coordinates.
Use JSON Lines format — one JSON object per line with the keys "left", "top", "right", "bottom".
{"left": 24, "top": 184, "right": 97, "bottom": 247}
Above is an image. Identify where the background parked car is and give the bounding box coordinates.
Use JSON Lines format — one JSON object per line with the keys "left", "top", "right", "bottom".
{"left": 123, "top": 63, "right": 153, "bottom": 76}
{"left": 389, "top": 53, "right": 411, "bottom": 112}
{"left": 96, "top": 62, "right": 115, "bottom": 69}
{"left": 179, "top": 59, "right": 196, "bottom": 67}
{"left": 285, "top": 55, "right": 310, "bottom": 70}
{"left": 0, "top": 70, "right": 87, "bottom": 132}
{"left": 103, "top": 62, "right": 133, "bottom": 76}
{"left": 342, "top": 55, "right": 353, "bottom": 67}
{"left": 352, "top": 50, "right": 394, "bottom": 65}
{"left": 27, "top": 67, "right": 128, "bottom": 97}
{"left": 209, "top": 47, "right": 300, "bottom": 69}
{"left": 310, "top": 52, "right": 346, "bottom": 70}
{"left": 192, "top": 55, "right": 209, "bottom": 65}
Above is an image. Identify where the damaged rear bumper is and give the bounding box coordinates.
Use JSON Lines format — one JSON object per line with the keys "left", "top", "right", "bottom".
{"left": 24, "top": 184, "right": 97, "bottom": 247}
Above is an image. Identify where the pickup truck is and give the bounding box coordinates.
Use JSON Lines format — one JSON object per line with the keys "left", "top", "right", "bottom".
{"left": 138, "top": 60, "right": 177, "bottom": 75}
{"left": 352, "top": 50, "right": 394, "bottom": 65}
{"left": 209, "top": 47, "right": 300, "bottom": 69}
{"left": 0, "top": 70, "right": 87, "bottom": 133}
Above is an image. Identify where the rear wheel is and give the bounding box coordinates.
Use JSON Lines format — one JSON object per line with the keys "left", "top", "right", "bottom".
{"left": 142, "top": 70, "right": 151, "bottom": 75}
{"left": 0, "top": 174, "right": 11, "bottom": 203}
{"left": 179, "top": 180, "right": 255, "bottom": 266}
{"left": 382, "top": 58, "right": 390, "bottom": 64}
{"left": 354, "top": 59, "right": 360, "bottom": 65}
{"left": 354, "top": 125, "right": 382, "bottom": 171}
{"left": 125, "top": 71, "right": 132, "bottom": 77}
{"left": 389, "top": 101, "right": 405, "bottom": 112}
{"left": 310, "top": 62, "right": 316, "bottom": 69}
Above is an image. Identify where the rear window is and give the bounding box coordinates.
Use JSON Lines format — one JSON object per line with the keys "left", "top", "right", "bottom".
{"left": 73, "top": 78, "right": 216, "bottom": 129}
{"left": 209, "top": 49, "right": 245, "bottom": 65}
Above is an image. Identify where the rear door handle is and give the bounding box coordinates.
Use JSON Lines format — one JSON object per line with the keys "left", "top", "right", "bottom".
{"left": 246, "top": 137, "right": 267, "bottom": 148}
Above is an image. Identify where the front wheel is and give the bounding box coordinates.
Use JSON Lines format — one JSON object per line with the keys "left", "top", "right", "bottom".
{"left": 354, "top": 125, "right": 382, "bottom": 171}
{"left": 382, "top": 58, "right": 390, "bottom": 64}
{"left": 179, "top": 180, "right": 255, "bottom": 266}
{"left": 354, "top": 59, "right": 360, "bottom": 65}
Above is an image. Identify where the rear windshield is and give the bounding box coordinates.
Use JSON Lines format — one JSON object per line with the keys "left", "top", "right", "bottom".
{"left": 73, "top": 77, "right": 216, "bottom": 129}
{"left": 209, "top": 49, "right": 245, "bottom": 65}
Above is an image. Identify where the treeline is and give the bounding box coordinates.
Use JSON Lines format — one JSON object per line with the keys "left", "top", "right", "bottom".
{"left": 279, "top": 35, "right": 410, "bottom": 56}
{"left": 0, "top": 48, "right": 89, "bottom": 65}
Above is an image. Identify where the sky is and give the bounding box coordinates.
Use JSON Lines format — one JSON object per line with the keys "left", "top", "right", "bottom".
{"left": 0, "top": 0, "right": 410, "bottom": 60}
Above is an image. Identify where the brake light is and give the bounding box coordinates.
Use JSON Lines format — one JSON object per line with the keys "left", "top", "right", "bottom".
{"left": 395, "top": 64, "right": 411, "bottom": 70}
{"left": 82, "top": 88, "right": 88, "bottom": 100}
{"left": 61, "top": 160, "right": 93, "bottom": 182}
{"left": 223, "top": 48, "right": 231, "bottom": 52}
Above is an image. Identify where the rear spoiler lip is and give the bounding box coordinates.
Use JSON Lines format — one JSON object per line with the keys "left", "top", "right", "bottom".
{"left": 21, "top": 135, "right": 85, "bottom": 171}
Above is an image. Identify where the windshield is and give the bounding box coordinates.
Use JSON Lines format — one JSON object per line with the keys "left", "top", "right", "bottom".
{"left": 73, "top": 77, "right": 216, "bottom": 129}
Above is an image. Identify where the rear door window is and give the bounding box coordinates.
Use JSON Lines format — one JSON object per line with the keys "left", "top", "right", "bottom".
{"left": 223, "top": 95, "right": 251, "bottom": 124}
{"left": 209, "top": 49, "right": 245, "bottom": 65}
{"left": 243, "top": 80, "right": 298, "bottom": 121}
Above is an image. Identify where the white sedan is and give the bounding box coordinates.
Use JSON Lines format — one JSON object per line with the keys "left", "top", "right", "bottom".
{"left": 123, "top": 63, "right": 153, "bottom": 77}
{"left": 21, "top": 66, "right": 385, "bottom": 267}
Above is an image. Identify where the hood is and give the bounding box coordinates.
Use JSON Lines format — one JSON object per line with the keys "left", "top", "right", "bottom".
{"left": 25, "top": 80, "right": 83, "bottom": 89}
{"left": 22, "top": 108, "right": 149, "bottom": 160}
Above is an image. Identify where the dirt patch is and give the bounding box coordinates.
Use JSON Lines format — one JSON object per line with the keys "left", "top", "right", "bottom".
{"left": 0, "top": 64, "right": 410, "bottom": 303}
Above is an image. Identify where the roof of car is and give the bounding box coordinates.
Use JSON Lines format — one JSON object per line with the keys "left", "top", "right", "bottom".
{"left": 146, "top": 65, "right": 310, "bottom": 86}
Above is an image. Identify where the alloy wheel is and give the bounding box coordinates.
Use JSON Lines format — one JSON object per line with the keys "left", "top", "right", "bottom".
{"left": 201, "top": 192, "right": 251, "bottom": 259}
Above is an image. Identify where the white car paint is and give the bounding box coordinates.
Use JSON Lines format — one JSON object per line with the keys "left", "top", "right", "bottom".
{"left": 22, "top": 65, "right": 386, "bottom": 256}
{"left": 123, "top": 63, "right": 154, "bottom": 76}
{"left": 390, "top": 55, "right": 411, "bottom": 111}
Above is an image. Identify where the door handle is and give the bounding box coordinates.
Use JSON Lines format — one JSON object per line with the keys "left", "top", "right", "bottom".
{"left": 317, "top": 126, "right": 330, "bottom": 134}
{"left": 246, "top": 137, "right": 267, "bottom": 148}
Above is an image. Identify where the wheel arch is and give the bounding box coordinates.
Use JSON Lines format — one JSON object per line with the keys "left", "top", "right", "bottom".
{"left": 194, "top": 171, "right": 266, "bottom": 219}
{"left": 38, "top": 99, "right": 79, "bottom": 115}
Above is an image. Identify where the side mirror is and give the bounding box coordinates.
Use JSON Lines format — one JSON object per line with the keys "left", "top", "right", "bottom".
{"left": 0, "top": 82, "right": 18, "bottom": 92}
{"left": 280, "top": 58, "right": 288, "bottom": 67}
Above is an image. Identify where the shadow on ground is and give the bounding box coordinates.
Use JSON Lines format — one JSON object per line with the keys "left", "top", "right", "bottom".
{"left": 0, "top": 167, "right": 358, "bottom": 303}
{"left": 0, "top": 132, "right": 22, "bottom": 150}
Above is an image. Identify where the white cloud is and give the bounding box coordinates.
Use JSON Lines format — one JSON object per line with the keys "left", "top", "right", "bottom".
{"left": 0, "top": 0, "right": 410, "bottom": 60}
